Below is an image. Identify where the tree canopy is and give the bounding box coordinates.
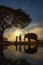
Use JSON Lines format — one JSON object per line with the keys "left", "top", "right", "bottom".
{"left": 0, "top": 6, "right": 32, "bottom": 40}
{"left": 0, "top": 6, "right": 31, "bottom": 29}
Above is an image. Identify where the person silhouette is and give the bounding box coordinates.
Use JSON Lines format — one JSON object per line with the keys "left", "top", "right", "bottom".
{"left": 19, "top": 34, "right": 22, "bottom": 51}
{"left": 19, "top": 34, "right": 21, "bottom": 42}
{"left": 16, "top": 36, "right": 18, "bottom": 51}
{"left": 16, "top": 36, "right": 18, "bottom": 42}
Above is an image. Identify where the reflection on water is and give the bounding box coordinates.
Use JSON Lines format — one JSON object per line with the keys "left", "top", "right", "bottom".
{"left": 4, "top": 45, "right": 24, "bottom": 59}
{"left": 3, "top": 45, "right": 43, "bottom": 65}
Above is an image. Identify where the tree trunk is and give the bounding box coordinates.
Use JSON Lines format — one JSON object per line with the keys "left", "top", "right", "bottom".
{"left": 0, "top": 29, "right": 4, "bottom": 62}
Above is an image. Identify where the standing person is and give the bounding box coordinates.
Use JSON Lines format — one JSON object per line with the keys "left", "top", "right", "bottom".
{"left": 16, "top": 36, "right": 18, "bottom": 51}
{"left": 19, "top": 34, "right": 22, "bottom": 52}
{"left": 16, "top": 36, "right": 18, "bottom": 42}
{"left": 19, "top": 34, "right": 21, "bottom": 42}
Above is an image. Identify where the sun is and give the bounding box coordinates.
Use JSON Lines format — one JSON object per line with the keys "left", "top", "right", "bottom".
{"left": 15, "top": 30, "right": 21, "bottom": 36}
{"left": 4, "top": 28, "right": 24, "bottom": 42}
{"left": 14, "top": 28, "right": 24, "bottom": 37}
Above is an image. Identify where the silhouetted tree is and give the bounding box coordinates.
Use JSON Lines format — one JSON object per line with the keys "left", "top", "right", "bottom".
{"left": 0, "top": 6, "right": 31, "bottom": 41}
{"left": 0, "top": 6, "right": 31, "bottom": 62}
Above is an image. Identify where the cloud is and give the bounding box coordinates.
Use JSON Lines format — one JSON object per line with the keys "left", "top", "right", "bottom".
{"left": 25, "top": 22, "right": 40, "bottom": 31}
{"left": 29, "top": 27, "right": 43, "bottom": 40}
{"left": 25, "top": 22, "right": 43, "bottom": 40}
{"left": 28, "top": 22, "right": 39, "bottom": 28}
{"left": 26, "top": 21, "right": 43, "bottom": 30}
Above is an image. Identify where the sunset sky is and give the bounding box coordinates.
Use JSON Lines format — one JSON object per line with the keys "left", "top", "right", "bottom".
{"left": 0, "top": 0, "right": 43, "bottom": 41}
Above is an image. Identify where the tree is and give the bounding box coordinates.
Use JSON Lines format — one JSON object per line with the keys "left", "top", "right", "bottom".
{"left": 0, "top": 6, "right": 31, "bottom": 41}
{"left": 0, "top": 6, "right": 31, "bottom": 61}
